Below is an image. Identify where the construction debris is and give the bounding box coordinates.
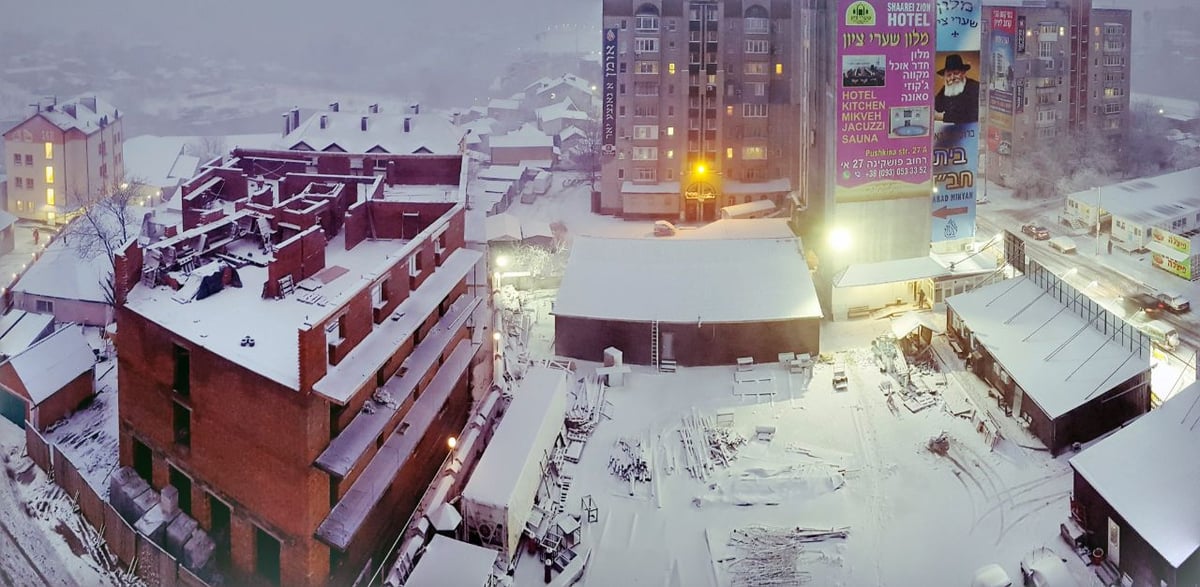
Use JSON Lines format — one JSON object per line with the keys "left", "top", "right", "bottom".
{"left": 608, "top": 437, "right": 651, "bottom": 490}
{"left": 725, "top": 525, "right": 851, "bottom": 586}
{"left": 926, "top": 431, "right": 950, "bottom": 456}
{"left": 677, "top": 411, "right": 747, "bottom": 482}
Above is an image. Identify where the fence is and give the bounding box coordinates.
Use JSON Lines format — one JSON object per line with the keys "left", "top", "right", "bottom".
{"left": 24, "top": 425, "right": 211, "bottom": 587}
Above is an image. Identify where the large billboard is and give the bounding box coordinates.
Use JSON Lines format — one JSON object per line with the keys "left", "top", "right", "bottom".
{"left": 835, "top": 0, "right": 936, "bottom": 204}
{"left": 986, "top": 8, "right": 1016, "bottom": 161}
{"left": 602, "top": 27, "right": 618, "bottom": 156}
{"left": 931, "top": 0, "right": 982, "bottom": 242}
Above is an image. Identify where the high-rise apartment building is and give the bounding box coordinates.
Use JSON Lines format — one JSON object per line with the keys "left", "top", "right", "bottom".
{"left": 2, "top": 95, "right": 124, "bottom": 224}
{"left": 983, "top": 0, "right": 1132, "bottom": 184}
{"left": 599, "top": 0, "right": 801, "bottom": 221}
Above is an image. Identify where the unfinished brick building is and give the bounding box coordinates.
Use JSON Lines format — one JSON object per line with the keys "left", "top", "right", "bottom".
{"left": 113, "top": 148, "right": 485, "bottom": 586}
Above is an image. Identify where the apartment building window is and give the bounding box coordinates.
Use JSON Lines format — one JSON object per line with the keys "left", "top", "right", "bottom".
{"left": 1104, "top": 103, "right": 1122, "bottom": 114}
{"left": 1036, "top": 109, "right": 1056, "bottom": 125}
{"left": 633, "top": 125, "right": 659, "bottom": 140}
{"left": 690, "top": 30, "right": 701, "bottom": 42}
{"left": 44, "top": 166, "right": 54, "bottom": 184}
{"left": 634, "top": 38, "right": 659, "bottom": 53}
{"left": 617, "top": 168, "right": 625, "bottom": 179}
{"left": 1037, "top": 126, "right": 1056, "bottom": 139}
{"left": 13, "top": 178, "right": 22, "bottom": 189}
{"left": 45, "top": 188, "right": 54, "bottom": 206}
{"left": 12, "top": 154, "right": 20, "bottom": 166}
{"left": 1103, "top": 55, "right": 1126, "bottom": 66}
{"left": 255, "top": 527, "right": 282, "bottom": 585}
{"left": 634, "top": 82, "right": 659, "bottom": 96}
{"left": 1103, "top": 24, "right": 1123, "bottom": 35}
{"left": 632, "top": 146, "right": 658, "bottom": 160}
{"left": 666, "top": 150, "right": 674, "bottom": 159}
{"left": 35, "top": 299, "right": 53, "bottom": 313}
{"left": 99, "top": 141, "right": 107, "bottom": 156}
{"left": 1103, "top": 87, "right": 1124, "bottom": 98}
{"left": 745, "top": 18, "right": 770, "bottom": 35}
{"left": 100, "top": 164, "right": 108, "bottom": 178}
{"left": 173, "top": 343, "right": 190, "bottom": 395}
{"left": 132, "top": 437, "right": 153, "bottom": 481}
{"left": 1038, "top": 41, "right": 1053, "bottom": 59}
{"left": 726, "top": 147, "right": 734, "bottom": 159}
{"left": 635, "top": 167, "right": 656, "bottom": 181}
{"left": 173, "top": 401, "right": 191, "bottom": 448}
{"left": 23, "top": 154, "right": 32, "bottom": 166}
{"left": 690, "top": 7, "right": 700, "bottom": 20}
{"left": 743, "top": 104, "right": 768, "bottom": 117}
{"left": 636, "top": 61, "right": 659, "bottom": 74}
{"left": 668, "top": 62, "right": 676, "bottom": 75}
{"left": 745, "top": 40, "right": 770, "bottom": 54}
{"left": 744, "top": 62, "right": 767, "bottom": 75}
{"left": 634, "top": 104, "right": 658, "bottom": 117}
{"left": 169, "top": 465, "right": 192, "bottom": 516}
{"left": 635, "top": 13, "right": 659, "bottom": 32}
{"left": 1038, "top": 22, "right": 1057, "bottom": 35}
{"left": 742, "top": 146, "right": 768, "bottom": 160}
{"left": 620, "top": 62, "right": 627, "bottom": 73}
{"left": 408, "top": 253, "right": 423, "bottom": 277}
{"left": 747, "top": 82, "right": 767, "bottom": 96}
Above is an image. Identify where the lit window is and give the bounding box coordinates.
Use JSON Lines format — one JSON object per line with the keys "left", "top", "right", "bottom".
{"left": 742, "top": 146, "right": 768, "bottom": 160}
{"left": 668, "top": 62, "right": 676, "bottom": 74}
{"left": 666, "top": 150, "right": 674, "bottom": 159}
{"left": 47, "top": 211, "right": 56, "bottom": 223}
{"left": 666, "top": 126, "right": 675, "bottom": 136}
{"left": 46, "top": 188, "right": 54, "bottom": 206}
{"left": 776, "top": 63, "right": 783, "bottom": 75}
{"left": 44, "top": 142, "right": 53, "bottom": 160}
{"left": 726, "top": 105, "right": 734, "bottom": 116}
{"left": 726, "top": 147, "right": 734, "bottom": 159}
{"left": 44, "top": 166, "right": 54, "bottom": 184}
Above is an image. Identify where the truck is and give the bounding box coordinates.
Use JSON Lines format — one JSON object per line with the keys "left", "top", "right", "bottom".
{"left": 1156, "top": 291, "right": 1190, "bottom": 313}
{"left": 1048, "top": 236, "right": 1076, "bottom": 254}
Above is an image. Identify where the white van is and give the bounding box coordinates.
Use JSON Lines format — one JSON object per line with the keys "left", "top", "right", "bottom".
{"left": 1141, "top": 319, "right": 1180, "bottom": 350}
{"left": 1048, "top": 236, "right": 1077, "bottom": 254}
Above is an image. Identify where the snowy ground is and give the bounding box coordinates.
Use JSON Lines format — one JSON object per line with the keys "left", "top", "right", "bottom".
{"left": 0, "top": 419, "right": 135, "bottom": 587}
{"left": 482, "top": 181, "right": 1111, "bottom": 586}
{"left": 500, "top": 290, "right": 1102, "bottom": 587}
{"left": 44, "top": 355, "right": 120, "bottom": 501}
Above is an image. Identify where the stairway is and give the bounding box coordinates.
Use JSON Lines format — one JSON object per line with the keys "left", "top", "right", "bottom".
{"left": 650, "top": 320, "right": 660, "bottom": 370}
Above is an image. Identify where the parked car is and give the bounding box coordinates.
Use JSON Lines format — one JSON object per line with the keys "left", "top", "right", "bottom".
{"left": 1020, "top": 548, "right": 1079, "bottom": 587}
{"left": 972, "top": 564, "right": 1013, "bottom": 587}
{"left": 1156, "top": 291, "right": 1190, "bottom": 313}
{"left": 1021, "top": 223, "right": 1050, "bottom": 240}
{"left": 653, "top": 220, "right": 677, "bottom": 237}
{"left": 1048, "top": 236, "right": 1076, "bottom": 254}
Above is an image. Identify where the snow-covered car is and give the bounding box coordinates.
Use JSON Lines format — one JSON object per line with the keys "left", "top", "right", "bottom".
{"left": 1021, "top": 223, "right": 1050, "bottom": 240}
{"left": 1020, "top": 548, "right": 1079, "bottom": 587}
{"left": 653, "top": 220, "right": 677, "bottom": 237}
{"left": 972, "top": 563, "right": 1013, "bottom": 587}
{"left": 976, "top": 193, "right": 991, "bottom": 205}
{"left": 1156, "top": 291, "right": 1190, "bottom": 313}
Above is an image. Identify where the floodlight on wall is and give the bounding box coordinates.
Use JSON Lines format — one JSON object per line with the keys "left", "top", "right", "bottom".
{"left": 829, "top": 228, "right": 852, "bottom": 252}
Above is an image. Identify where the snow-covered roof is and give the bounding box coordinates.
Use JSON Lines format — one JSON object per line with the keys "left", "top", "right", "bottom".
{"left": 1070, "top": 381, "right": 1200, "bottom": 568}
{"left": 285, "top": 111, "right": 464, "bottom": 155}
{"left": 535, "top": 98, "right": 589, "bottom": 123}
{"left": 890, "top": 312, "right": 943, "bottom": 338}
{"left": 724, "top": 178, "right": 792, "bottom": 195}
{"left": 14, "top": 231, "right": 115, "bottom": 303}
{"left": 0, "top": 311, "right": 53, "bottom": 358}
{"left": 491, "top": 124, "right": 553, "bottom": 149}
{"left": 946, "top": 276, "right": 1150, "bottom": 419}
{"left": 835, "top": 256, "right": 947, "bottom": 288}
{"left": 720, "top": 199, "right": 776, "bottom": 218}
{"left": 1065, "top": 167, "right": 1200, "bottom": 226}
{"left": 122, "top": 135, "right": 195, "bottom": 188}
{"left": 675, "top": 218, "right": 796, "bottom": 240}
{"left": 488, "top": 98, "right": 520, "bottom": 111}
{"left": 31, "top": 95, "right": 119, "bottom": 135}
{"left": 484, "top": 213, "right": 523, "bottom": 242}
{"left": 559, "top": 126, "right": 587, "bottom": 142}
{"left": 0, "top": 210, "right": 16, "bottom": 232}
{"left": 555, "top": 235, "right": 822, "bottom": 323}
{"left": 404, "top": 535, "right": 497, "bottom": 587}
{"left": 462, "top": 366, "right": 567, "bottom": 510}
{"left": 523, "top": 219, "right": 554, "bottom": 240}
{"left": 477, "top": 165, "right": 526, "bottom": 182}
{"left": 528, "top": 73, "right": 595, "bottom": 97}
{"left": 5, "top": 325, "right": 94, "bottom": 405}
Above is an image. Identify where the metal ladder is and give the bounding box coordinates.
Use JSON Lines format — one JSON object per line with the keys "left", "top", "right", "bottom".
{"left": 650, "top": 320, "right": 660, "bottom": 370}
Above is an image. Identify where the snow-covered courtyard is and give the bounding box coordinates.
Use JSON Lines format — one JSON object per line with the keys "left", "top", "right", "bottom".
{"left": 502, "top": 297, "right": 1102, "bottom": 586}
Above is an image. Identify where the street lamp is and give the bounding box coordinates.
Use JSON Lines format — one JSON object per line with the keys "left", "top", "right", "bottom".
{"left": 447, "top": 436, "right": 457, "bottom": 451}
{"left": 496, "top": 255, "right": 510, "bottom": 268}
{"left": 829, "top": 228, "right": 852, "bottom": 252}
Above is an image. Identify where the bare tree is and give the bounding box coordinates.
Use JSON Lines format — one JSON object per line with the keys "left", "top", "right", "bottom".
{"left": 60, "top": 180, "right": 146, "bottom": 306}
{"left": 1007, "top": 128, "right": 1118, "bottom": 200}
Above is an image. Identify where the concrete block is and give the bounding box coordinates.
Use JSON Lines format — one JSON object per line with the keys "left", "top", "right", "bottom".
{"left": 603, "top": 347, "right": 622, "bottom": 367}
{"left": 160, "top": 485, "right": 179, "bottom": 518}
{"left": 165, "top": 513, "right": 199, "bottom": 559}
{"left": 181, "top": 528, "right": 216, "bottom": 572}
{"left": 109, "top": 468, "right": 152, "bottom": 523}
{"left": 135, "top": 502, "right": 179, "bottom": 546}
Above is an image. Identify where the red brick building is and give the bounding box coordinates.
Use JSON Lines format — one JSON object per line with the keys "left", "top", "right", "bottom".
{"left": 113, "top": 148, "right": 485, "bottom": 586}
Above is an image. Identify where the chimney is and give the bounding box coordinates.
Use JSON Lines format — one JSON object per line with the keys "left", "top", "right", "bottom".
{"left": 403, "top": 117, "right": 412, "bottom": 133}
{"left": 81, "top": 95, "right": 98, "bottom": 112}
{"left": 63, "top": 103, "right": 77, "bottom": 118}
{"left": 283, "top": 112, "right": 292, "bottom": 137}
{"left": 410, "top": 103, "right": 420, "bottom": 115}
{"left": 329, "top": 101, "right": 340, "bottom": 112}
{"left": 319, "top": 115, "right": 328, "bottom": 129}
{"left": 290, "top": 107, "right": 300, "bottom": 131}
{"left": 361, "top": 116, "right": 369, "bottom": 132}
{"left": 368, "top": 103, "right": 379, "bottom": 114}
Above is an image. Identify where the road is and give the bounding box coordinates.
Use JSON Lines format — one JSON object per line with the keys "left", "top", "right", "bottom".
{"left": 977, "top": 211, "right": 1200, "bottom": 362}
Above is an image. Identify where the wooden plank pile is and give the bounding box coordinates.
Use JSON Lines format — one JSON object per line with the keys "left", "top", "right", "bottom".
{"left": 607, "top": 437, "right": 650, "bottom": 494}
{"left": 678, "top": 411, "right": 747, "bottom": 482}
{"left": 725, "top": 525, "right": 851, "bottom": 586}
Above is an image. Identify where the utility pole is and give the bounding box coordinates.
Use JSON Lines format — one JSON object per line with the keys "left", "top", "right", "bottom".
{"left": 1094, "top": 185, "right": 1102, "bottom": 256}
